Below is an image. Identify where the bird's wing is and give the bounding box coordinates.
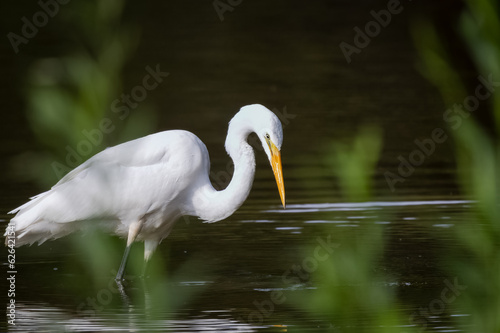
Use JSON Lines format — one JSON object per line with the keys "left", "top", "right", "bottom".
{"left": 6, "top": 130, "right": 210, "bottom": 245}
{"left": 54, "top": 131, "right": 179, "bottom": 188}
{"left": 10, "top": 130, "right": 207, "bottom": 223}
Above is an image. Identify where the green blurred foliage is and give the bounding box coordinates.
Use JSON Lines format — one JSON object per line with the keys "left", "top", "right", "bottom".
{"left": 412, "top": 0, "right": 500, "bottom": 331}
{"left": 67, "top": 229, "right": 207, "bottom": 325}
{"left": 10, "top": 0, "right": 189, "bottom": 325}
{"left": 12, "top": 0, "right": 155, "bottom": 187}
{"left": 297, "top": 128, "right": 416, "bottom": 332}
{"left": 327, "top": 126, "right": 382, "bottom": 202}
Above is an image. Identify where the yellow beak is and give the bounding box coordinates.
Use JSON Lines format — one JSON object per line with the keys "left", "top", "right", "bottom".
{"left": 270, "top": 143, "right": 286, "bottom": 208}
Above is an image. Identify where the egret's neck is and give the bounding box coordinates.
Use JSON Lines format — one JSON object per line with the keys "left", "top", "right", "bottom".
{"left": 193, "top": 122, "right": 256, "bottom": 222}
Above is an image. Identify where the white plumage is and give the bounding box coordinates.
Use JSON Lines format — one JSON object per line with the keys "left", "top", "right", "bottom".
{"left": 5, "top": 104, "right": 285, "bottom": 280}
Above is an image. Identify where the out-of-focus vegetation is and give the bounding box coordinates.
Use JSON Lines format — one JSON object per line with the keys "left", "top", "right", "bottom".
{"left": 296, "top": 1, "right": 499, "bottom": 331}
{"left": 13, "top": 0, "right": 155, "bottom": 188}
{"left": 11, "top": 0, "right": 201, "bottom": 328}
{"left": 413, "top": 0, "right": 500, "bottom": 331}
{"left": 327, "top": 127, "right": 382, "bottom": 202}
{"left": 296, "top": 127, "right": 418, "bottom": 332}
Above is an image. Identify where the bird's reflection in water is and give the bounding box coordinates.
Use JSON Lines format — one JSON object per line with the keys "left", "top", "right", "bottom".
{"left": 12, "top": 301, "right": 257, "bottom": 332}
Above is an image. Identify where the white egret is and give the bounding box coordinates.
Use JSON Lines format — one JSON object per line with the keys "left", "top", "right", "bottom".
{"left": 4, "top": 104, "right": 285, "bottom": 280}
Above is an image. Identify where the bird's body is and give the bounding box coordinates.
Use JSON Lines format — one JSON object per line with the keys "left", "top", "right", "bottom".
{"left": 11, "top": 130, "right": 207, "bottom": 250}
{"left": 5, "top": 104, "right": 285, "bottom": 279}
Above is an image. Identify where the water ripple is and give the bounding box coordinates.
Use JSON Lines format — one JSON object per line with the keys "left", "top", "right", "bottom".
{"left": 264, "top": 200, "right": 473, "bottom": 213}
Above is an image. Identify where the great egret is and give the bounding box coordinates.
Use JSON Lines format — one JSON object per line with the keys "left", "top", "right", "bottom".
{"left": 5, "top": 104, "right": 285, "bottom": 280}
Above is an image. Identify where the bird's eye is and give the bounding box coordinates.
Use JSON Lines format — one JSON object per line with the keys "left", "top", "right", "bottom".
{"left": 265, "top": 133, "right": 270, "bottom": 140}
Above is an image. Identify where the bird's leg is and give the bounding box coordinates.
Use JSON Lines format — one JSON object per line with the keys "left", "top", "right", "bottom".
{"left": 115, "top": 220, "right": 143, "bottom": 281}
{"left": 141, "top": 240, "right": 159, "bottom": 279}
{"left": 116, "top": 245, "right": 132, "bottom": 281}
{"left": 141, "top": 260, "right": 148, "bottom": 279}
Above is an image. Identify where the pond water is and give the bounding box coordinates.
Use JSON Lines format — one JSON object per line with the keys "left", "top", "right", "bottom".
{"left": 2, "top": 199, "right": 473, "bottom": 332}
{"left": 0, "top": 1, "right": 476, "bottom": 332}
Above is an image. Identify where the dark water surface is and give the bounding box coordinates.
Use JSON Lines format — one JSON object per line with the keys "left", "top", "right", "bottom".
{"left": 0, "top": 1, "right": 474, "bottom": 332}
{"left": 1, "top": 199, "right": 473, "bottom": 332}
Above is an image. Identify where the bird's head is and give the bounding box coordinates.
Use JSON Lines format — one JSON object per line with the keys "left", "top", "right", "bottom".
{"left": 234, "top": 104, "right": 285, "bottom": 208}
